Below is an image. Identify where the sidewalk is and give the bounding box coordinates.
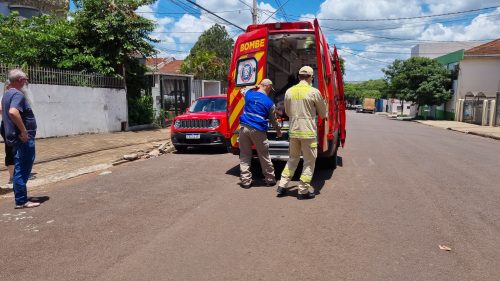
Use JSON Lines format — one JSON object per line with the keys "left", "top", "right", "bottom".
{"left": 415, "top": 120, "right": 500, "bottom": 140}
{"left": 0, "top": 128, "right": 170, "bottom": 196}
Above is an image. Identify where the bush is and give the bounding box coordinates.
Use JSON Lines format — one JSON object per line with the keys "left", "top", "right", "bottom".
{"left": 128, "top": 95, "right": 154, "bottom": 126}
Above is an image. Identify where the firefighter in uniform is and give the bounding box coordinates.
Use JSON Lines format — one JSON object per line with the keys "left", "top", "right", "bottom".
{"left": 277, "top": 66, "right": 327, "bottom": 199}
{"left": 239, "top": 79, "right": 282, "bottom": 188}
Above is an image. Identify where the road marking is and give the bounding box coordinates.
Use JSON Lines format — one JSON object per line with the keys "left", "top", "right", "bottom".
{"left": 368, "top": 158, "right": 375, "bottom": 166}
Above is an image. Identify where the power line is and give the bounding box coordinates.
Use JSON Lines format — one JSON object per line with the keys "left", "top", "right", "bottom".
{"left": 275, "top": 0, "right": 289, "bottom": 21}
{"left": 237, "top": 0, "right": 253, "bottom": 9}
{"left": 322, "top": 25, "right": 497, "bottom": 43}
{"left": 184, "top": 0, "right": 245, "bottom": 31}
{"left": 338, "top": 47, "right": 491, "bottom": 55}
{"left": 290, "top": 5, "right": 500, "bottom": 21}
{"left": 262, "top": 0, "right": 291, "bottom": 23}
{"left": 325, "top": 12, "right": 500, "bottom": 33}
{"left": 339, "top": 49, "right": 392, "bottom": 65}
{"left": 136, "top": 9, "right": 251, "bottom": 15}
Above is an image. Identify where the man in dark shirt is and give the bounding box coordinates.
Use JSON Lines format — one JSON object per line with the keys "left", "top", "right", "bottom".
{"left": 2, "top": 69, "right": 39, "bottom": 209}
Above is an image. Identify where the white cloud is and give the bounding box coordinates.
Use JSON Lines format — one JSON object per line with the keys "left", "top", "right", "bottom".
{"left": 299, "top": 13, "right": 315, "bottom": 23}
{"left": 425, "top": 0, "right": 500, "bottom": 14}
{"left": 152, "top": 0, "right": 500, "bottom": 78}
{"left": 420, "top": 8, "right": 500, "bottom": 41}
{"left": 170, "top": 14, "right": 214, "bottom": 44}
{"left": 136, "top": 3, "right": 177, "bottom": 54}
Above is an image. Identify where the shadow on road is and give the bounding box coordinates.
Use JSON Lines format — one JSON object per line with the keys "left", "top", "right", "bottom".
{"left": 225, "top": 156, "right": 339, "bottom": 193}
{"left": 174, "top": 146, "right": 228, "bottom": 155}
{"left": 28, "top": 196, "right": 50, "bottom": 203}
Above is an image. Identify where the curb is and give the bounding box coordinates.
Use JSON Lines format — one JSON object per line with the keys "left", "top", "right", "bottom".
{"left": 0, "top": 145, "right": 176, "bottom": 198}
{"left": 458, "top": 130, "right": 500, "bottom": 141}
{"left": 414, "top": 121, "right": 500, "bottom": 141}
{"left": 0, "top": 137, "right": 169, "bottom": 171}
{"left": 0, "top": 163, "right": 112, "bottom": 198}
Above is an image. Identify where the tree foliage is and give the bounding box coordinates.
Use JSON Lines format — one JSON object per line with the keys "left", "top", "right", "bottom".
{"left": 71, "top": 0, "right": 158, "bottom": 75}
{"left": 383, "top": 57, "right": 451, "bottom": 108}
{"left": 338, "top": 56, "right": 345, "bottom": 77}
{"left": 0, "top": 0, "right": 158, "bottom": 75}
{"left": 0, "top": 1, "right": 160, "bottom": 125}
{"left": 344, "top": 79, "right": 388, "bottom": 102}
{"left": 181, "top": 51, "right": 225, "bottom": 80}
{"left": 181, "top": 24, "right": 234, "bottom": 80}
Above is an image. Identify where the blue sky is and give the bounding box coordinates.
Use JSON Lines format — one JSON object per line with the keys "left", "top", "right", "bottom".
{"left": 76, "top": 1, "right": 500, "bottom": 81}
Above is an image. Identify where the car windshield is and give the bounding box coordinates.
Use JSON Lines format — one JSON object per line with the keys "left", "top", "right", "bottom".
{"left": 189, "top": 98, "right": 226, "bottom": 113}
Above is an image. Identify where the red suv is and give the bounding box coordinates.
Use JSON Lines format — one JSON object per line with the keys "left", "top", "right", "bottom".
{"left": 171, "top": 95, "right": 229, "bottom": 151}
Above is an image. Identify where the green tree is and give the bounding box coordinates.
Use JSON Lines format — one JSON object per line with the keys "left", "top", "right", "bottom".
{"left": 344, "top": 83, "right": 360, "bottom": 103}
{"left": 181, "top": 51, "right": 225, "bottom": 80}
{"left": 72, "top": 0, "right": 159, "bottom": 125}
{"left": 0, "top": 13, "right": 108, "bottom": 70}
{"left": 339, "top": 56, "right": 345, "bottom": 77}
{"left": 343, "top": 79, "right": 387, "bottom": 104}
{"left": 71, "top": 0, "right": 158, "bottom": 76}
{"left": 383, "top": 57, "right": 451, "bottom": 113}
{"left": 181, "top": 24, "right": 234, "bottom": 80}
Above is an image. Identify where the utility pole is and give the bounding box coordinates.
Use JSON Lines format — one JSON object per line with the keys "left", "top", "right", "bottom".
{"left": 252, "top": 0, "right": 257, "bottom": 24}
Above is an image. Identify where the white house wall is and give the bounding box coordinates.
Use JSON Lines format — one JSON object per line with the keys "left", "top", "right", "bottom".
{"left": 458, "top": 57, "right": 500, "bottom": 98}
{"left": 0, "top": 83, "right": 127, "bottom": 138}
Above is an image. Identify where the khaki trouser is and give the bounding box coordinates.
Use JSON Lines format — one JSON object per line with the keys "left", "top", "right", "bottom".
{"left": 239, "top": 125, "right": 275, "bottom": 185}
{"left": 279, "top": 138, "right": 317, "bottom": 194}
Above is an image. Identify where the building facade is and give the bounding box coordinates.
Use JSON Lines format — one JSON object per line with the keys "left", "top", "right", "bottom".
{"left": 455, "top": 39, "right": 500, "bottom": 126}
{"left": 0, "top": 0, "right": 68, "bottom": 17}
{"left": 411, "top": 42, "right": 486, "bottom": 59}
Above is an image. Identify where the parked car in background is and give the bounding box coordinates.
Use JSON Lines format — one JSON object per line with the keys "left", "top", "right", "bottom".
{"left": 171, "top": 95, "right": 229, "bottom": 151}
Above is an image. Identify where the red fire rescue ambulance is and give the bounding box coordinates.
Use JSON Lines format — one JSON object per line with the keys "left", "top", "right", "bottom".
{"left": 226, "top": 20, "right": 346, "bottom": 168}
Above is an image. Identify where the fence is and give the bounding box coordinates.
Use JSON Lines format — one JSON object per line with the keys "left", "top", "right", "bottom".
{"left": 0, "top": 64, "right": 124, "bottom": 89}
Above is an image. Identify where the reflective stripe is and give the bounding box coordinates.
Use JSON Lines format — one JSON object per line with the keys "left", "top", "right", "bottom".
{"left": 310, "top": 142, "right": 318, "bottom": 148}
{"left": 243, "top": 111, "right": 267, "bottom": 120}
{"left": 282, "top": 166, "right": 292, "bottom": 177}
{"left": 300, "top": 175, "right": 312, "bottom": 183}
{"left": 289, "top": 131, "right": 316, "bottom": 138}
{"left": 289, "top": 85, "right": 312, "bottom": 100}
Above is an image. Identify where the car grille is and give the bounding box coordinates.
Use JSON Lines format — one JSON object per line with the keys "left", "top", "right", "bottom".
{"left": 178, "top": 119, "right": 212, "bottom": 128}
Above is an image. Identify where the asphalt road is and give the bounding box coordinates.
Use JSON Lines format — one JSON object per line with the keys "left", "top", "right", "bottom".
{"left": 1, "top": 111, "right": 499, "bottom": 281}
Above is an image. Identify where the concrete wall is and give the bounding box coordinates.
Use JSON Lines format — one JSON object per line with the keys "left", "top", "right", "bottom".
{"left": 0, "top": 83, "right": 127, "bottom": 138}
{"left": 411, "top": 42, "right": 485, "bottom": 59}
{"left": 387, "top": 99, "right": 418, "bottom": 117}
{"left": 457, "top": 57, "right": 500, "bottom": 99}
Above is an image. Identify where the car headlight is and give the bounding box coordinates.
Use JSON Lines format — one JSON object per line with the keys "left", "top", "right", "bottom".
{"left": 174, "top": 120, "right": 181, "bottom": 128}
{"left": 211, "top": 119, "right": 220, "bottom": 128}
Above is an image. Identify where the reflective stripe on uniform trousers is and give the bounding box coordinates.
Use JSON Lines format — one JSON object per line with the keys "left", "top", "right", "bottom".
{"left": 289, "top": 131, "right": 316, "bottom": 138}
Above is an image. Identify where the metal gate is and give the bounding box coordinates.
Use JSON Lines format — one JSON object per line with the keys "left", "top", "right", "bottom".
{"left": 496, "top": 92, "right": 500, "bottom": 126}
{"left": 463, "top": 92, "right": 486, "bottom": 125}
{"left": 160, "top": 76, "right": 190, "bottom": 118}
{"left": 462, "top": 93, "right": 474, "bottom": 123}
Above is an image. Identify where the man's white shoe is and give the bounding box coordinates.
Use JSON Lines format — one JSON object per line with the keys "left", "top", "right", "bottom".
{"left": 15, "top": 202, "right": 40, "bottom": 209}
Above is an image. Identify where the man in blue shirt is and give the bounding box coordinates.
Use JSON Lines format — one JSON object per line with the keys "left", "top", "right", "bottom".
{"left": 2, "top": 69, "right": 39, "bottom": 209}
{"left": 239, "top": 79, "right": 282, "bottom": 188}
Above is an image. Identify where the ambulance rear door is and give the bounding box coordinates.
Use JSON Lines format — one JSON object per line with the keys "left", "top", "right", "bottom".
{"left": 227, "top": 27, "right": 269, "bottom": 149}
{"left": 333, "top": 46, "right": 346, "bottom": 147}
{"left": 313, "top": 19, "right": 330, "bottom": 153}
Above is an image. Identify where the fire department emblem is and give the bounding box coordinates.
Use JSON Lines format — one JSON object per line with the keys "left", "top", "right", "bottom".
{"left": 240, "top": 63, "right": 253, "bottom": 83}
